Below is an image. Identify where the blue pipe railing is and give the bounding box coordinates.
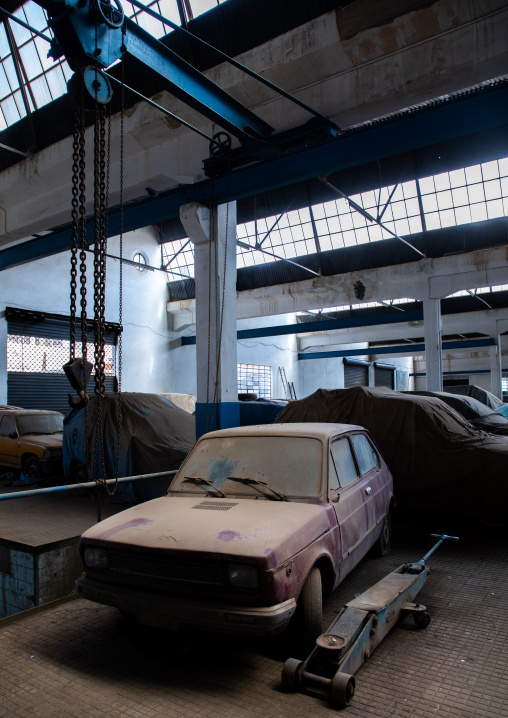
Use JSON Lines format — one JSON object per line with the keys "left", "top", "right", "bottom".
{"left": 0, "top": 471, "right": 177, "bottom": 501}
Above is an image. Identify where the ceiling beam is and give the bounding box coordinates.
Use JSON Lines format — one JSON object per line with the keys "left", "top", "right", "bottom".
{"left": 1, "top": 81, "right": 507, "bottom": 271}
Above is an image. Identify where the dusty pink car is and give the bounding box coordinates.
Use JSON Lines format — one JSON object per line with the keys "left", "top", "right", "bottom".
{"left": 76, "top": 423, "right": 393, "bottom": 644}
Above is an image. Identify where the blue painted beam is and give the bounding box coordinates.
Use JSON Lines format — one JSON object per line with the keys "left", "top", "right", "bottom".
{"left": 180, "top": 310, "right": 424, "bottom": 345}
{"left": 1, "top": 83, "right": 507, "bottom": 270}
{"left": 410, "top": 369, "right": 493, "bottom": 376}
{"left": 299, "top": 338, "right": 495, "bottom": 360}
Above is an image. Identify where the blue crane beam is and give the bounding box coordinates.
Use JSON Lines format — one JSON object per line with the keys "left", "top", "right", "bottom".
{"left": 1, "top": 78, "right": 507, "bottom": 270}
{"left": 180, "top": 310, "right": 425, "bottom": 344}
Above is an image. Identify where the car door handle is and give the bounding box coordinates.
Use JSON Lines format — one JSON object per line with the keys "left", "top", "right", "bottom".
{"left": 365, "top": 486, "right": 372, "bottom": 496}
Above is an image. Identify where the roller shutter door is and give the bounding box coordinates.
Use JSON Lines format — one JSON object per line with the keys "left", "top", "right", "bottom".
{"left": 8, "top": 373, "right": 116, "bottom": 415}
{"left": 344, "top": 361, "right": 369, "bottom": 388}
{"left": 6, "top": 308, "right": 119, "bottom": 415}
{"left": 374, "top": 365, "right": 395, "bottom": 389}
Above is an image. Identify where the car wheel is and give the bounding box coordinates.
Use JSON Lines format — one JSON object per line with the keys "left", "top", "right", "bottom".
{"left": 371, "top": 510, "right": 392, "bottom": 557}
{"left": 23, "top": 456, "right": 42, "bottom": 481}
{"left": 299, "top": 566, "right": 323, "bottom": 651}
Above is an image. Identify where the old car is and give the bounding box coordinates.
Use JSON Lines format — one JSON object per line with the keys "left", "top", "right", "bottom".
{"left": 75, "top": 423, "right": 393, "bottom": 645}
{"left": 0, "top": 405, "right": 64, "bottom": 480}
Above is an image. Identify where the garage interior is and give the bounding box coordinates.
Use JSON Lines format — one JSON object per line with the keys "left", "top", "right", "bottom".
{"left": 0, "top": 0, "right": 507, "bottom": 715}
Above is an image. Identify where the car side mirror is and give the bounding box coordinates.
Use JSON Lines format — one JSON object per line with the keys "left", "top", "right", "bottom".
{"left": 8, "top": 431, "right": 18, "bottom": 439}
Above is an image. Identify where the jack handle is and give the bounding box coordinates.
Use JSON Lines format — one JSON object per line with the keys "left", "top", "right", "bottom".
{"left": 422, "top": 533, "right": 459, "bottom": 564}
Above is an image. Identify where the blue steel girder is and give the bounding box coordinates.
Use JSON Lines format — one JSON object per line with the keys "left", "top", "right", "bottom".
{"left": 180, "top": 311, "right": 426, "bottom": 345}
{"left": 35, "top": 0, "right": 274, "bottom": 151}
{"left": 299, "top": 338, "right": 496, "bottom": 360}
{"left": 1, "top": 81, "right": 508, "bottom": 270}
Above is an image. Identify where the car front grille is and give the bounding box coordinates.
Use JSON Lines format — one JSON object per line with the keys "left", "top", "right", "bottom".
{"left": 108, "top": 551, "right": 223, "bottom": 586}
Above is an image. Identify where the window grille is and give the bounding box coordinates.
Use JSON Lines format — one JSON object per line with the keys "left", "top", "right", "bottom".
{"left": 237, "top": 363, "right": 272, "bottom": 399}
{"left": 7, "top": 335, "right": 115, "bottom": 375}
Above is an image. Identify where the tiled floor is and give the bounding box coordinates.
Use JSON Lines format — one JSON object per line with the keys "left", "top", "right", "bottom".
{"left": 1, "top": 516, "right": 507, "bottom": 717}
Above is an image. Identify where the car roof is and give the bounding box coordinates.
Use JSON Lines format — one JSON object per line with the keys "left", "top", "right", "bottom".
{"left": 0, "top": 406, "right": 63, "bottom": 416}
{"left": 202, "top": 422, "right": 365, "bottom": 440}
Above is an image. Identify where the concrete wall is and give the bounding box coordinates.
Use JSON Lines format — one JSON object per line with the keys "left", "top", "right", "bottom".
{"left": 414, "top": 346, "right": 508, "bottom": 392}
{"left": 168, "top": 313, "right": 300, "bottom": 400}
{"left": 0, "top": 227, "right": 170, "bottom": 403}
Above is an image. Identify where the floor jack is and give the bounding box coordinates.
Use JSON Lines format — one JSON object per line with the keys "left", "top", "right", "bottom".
{"left": 282, "top": 534, "right": 459, "bottom": 708}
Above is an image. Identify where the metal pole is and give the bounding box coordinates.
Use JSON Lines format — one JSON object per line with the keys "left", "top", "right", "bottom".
{"left": 0, "top": 470, "right": 177, "bottom": 501}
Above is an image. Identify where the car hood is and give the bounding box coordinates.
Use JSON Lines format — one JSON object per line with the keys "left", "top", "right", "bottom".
{"left": 81, "top": 496, "right": 335, "bottom": 566}
{"left": 21, "top": 433, "right": 63, "bottom": 448}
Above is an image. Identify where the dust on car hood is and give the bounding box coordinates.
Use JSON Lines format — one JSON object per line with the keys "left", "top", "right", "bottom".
{"left": 81, "top": 495, "right": 334, "bottom": 566}
{"left": 20, "top": 433, "right": 63, "bottom": 447}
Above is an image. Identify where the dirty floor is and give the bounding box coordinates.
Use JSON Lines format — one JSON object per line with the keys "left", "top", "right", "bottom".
{"left": 0, "top": 514, "right": 507, "bottom": 718}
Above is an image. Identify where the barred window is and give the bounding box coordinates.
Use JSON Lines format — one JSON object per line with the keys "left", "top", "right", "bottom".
{"left": 237, "top": 363, "right": 272, "bottom": 399}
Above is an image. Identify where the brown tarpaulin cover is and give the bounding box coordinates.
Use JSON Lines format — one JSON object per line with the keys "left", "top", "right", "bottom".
{"left": 276, "top": 386, "right": 508, "bottom": 523}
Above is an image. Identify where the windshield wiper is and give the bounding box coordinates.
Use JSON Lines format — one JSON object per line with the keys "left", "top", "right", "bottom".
{"left": 227, "top": 476, "right": 290, "bottom": 502}
{"left": 183, "top": 476, "right": 226, "bottom": 498}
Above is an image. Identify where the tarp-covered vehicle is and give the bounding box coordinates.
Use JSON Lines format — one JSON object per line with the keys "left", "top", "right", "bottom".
{"left": 406, "top": 390, "right": 508, "bottom": 436}
{"left": 63, "top": 393, "right": 195, "bottom": 495}
{"left": 276, "top": 387, "right": 508, "bottom": 525}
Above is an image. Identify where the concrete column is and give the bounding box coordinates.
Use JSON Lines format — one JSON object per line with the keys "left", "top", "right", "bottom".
{"left": 0, "top": 311, "right": 7, "bottom": 404}
{"left": 489, "top": 337, "right": 502, "bottom": 400}
{"left": 423, "top": 297, "right": 443, "bottom": 391}
{"left": 180, "top": 201, "right": 239, "bottom": 438}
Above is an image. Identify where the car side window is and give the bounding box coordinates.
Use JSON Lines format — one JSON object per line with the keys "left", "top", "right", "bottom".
{"left": 0, "top": 416, "right": 16, "bottom": 437}
{"left": 330, "top": 437, "right": 359, "bottom": 489}
{"left": 351, "top": 434, "right": 378, "bottom": 475}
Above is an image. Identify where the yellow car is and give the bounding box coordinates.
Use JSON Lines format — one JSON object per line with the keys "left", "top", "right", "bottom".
{"left": 0, "top": 406, "right": 64, "bottom": 480}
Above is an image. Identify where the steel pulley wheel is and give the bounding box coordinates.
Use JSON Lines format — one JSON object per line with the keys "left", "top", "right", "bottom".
{"left": 209, "top": 131, "right": 232, "bottom": 158}
{"left": 95, "top": 0, "right": 125, "bottom": 28}
{"left": 413, "top": 611, "right": 431, "bottom": 629}
{"left": 330, "top": 671, "right": 355, "bottom": 707}
{"left": 281, "top": 658, "right": 303, "bottom": 691}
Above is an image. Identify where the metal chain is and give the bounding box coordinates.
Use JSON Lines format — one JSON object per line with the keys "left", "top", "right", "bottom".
{"left": 112, "top": 26, "right": 127, "bottom": 493}
{"left": 69, "top": 98, "right": 80, "bottom": 360}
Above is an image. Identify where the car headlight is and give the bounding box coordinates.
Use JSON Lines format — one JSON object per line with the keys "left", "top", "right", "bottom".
{"left": 227, "top": 563, "right": 259, "bottom": 589}
{"left": 84, "top": 547, "right": 108, "bottom": 569}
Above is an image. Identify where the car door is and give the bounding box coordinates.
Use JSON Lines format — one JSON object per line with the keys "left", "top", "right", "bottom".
{"left": 0, "top": 415, "right": 19, "bottom": 468}
{"left": 329, "top": 434, "right": 373, "bottom": 580}
{"left": 350, "top": 432, "right": 389, "bottom": 532}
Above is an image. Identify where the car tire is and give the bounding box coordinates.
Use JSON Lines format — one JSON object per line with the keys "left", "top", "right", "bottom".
{"left": 299, "top": 566, "right": 323, "bottom": 651}
{"left": 23, "top": 456, "right": 42, "bottom": 481}
{"left": 371, "top": 510, "right": 392, "bottom": 557}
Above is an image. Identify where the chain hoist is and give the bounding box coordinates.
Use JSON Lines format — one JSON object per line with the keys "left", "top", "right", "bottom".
{"left": 66, "top": 5, "right": 126, "bottom": 521}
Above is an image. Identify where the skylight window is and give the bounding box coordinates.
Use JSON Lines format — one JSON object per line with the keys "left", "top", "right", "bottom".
{"left": 0, "top": 0, "right": 228, "bottom": 131}
{"left": 163, "top": 156, "right": 508, "bottom": 281}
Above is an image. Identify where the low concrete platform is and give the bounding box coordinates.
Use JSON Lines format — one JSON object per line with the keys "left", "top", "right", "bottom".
{"left": 0, "top": 518, "right": 507, "bottom": 718}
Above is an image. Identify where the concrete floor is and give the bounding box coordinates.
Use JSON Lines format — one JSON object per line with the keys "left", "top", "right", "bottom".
{"left": 0, "top": 515, "right": 507, "bottom": 718}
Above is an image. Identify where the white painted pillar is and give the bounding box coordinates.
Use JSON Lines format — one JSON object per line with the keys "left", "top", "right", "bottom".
{"left": 423, "top": 297, "right": 443, "bottom": 392}
{"left": 489, "top": 335, "right": 502, "bottom": 400}
{"left": 180, "top": 201, "right": 239, "bottom": 438}
{"left": 0, "top": 311, "right": 7, "bottom": 404}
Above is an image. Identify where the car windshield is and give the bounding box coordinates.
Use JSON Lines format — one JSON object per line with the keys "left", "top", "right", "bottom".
{"left": 17, "top": 414, "right": 63, "bottom": 435}
{"left": 170, "top": 435, "right": 323, "bottom": 498}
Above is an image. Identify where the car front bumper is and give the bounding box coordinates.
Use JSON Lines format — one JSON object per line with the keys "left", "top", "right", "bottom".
{"left": 75, "top": 574, "right": 297, "bottom": 635}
